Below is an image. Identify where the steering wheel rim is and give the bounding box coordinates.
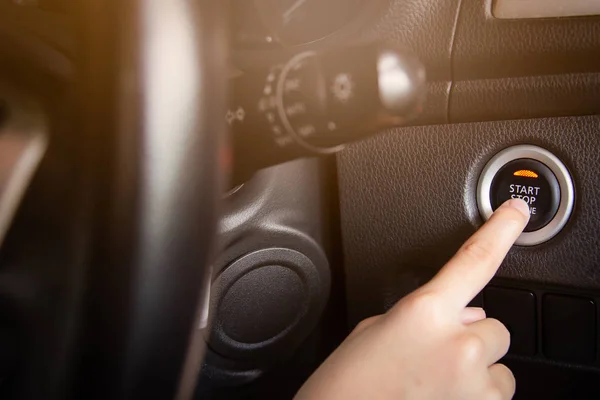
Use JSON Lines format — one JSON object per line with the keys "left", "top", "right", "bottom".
{"left": 0, "top": 0, "right": 228, "bottom": 398}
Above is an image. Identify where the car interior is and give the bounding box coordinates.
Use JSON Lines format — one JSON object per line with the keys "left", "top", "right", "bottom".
{"left": 1, "top": 0, "right": 600, "bottom": 398}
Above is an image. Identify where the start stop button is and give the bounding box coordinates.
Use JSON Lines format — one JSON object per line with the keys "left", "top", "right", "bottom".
{"left": 490, "top": 159, "right": 560, "bottom": 232}
{"left": 478, "top": 145, "right": 574, "bottom": 246}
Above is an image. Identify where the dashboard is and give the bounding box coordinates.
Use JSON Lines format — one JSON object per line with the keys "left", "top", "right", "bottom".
{"left": 0, "top": 0, "right": 600, "bottom": 398}
{"left": 215, "top": 0, "right": 600, "bottom": 399}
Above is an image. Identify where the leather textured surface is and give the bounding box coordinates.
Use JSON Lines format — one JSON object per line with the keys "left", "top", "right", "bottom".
{"left": 449, "top": 73, "right": 600, "bottom": 123}
{"left": 448, "top": 0, "right": 600, "bottom": 124}
{"left": 453, "top": 0, "right": 600, "bottom": 80}
{"left": 337, "top": 115, "right": 600, "bottom": 326}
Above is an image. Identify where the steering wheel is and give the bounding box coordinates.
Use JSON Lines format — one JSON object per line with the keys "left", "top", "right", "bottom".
{"left": 0, "top": 0, "right": 227, "bottom": 398}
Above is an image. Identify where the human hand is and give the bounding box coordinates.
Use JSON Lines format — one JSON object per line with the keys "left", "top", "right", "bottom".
{"left": 296, "top": 199, "right": 531, "bottom": 400}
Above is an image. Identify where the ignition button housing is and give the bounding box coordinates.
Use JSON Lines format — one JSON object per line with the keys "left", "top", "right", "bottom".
{"left": 477, "top": 145, "right": 574, "bottom": 246}
{"left": 490, "top": 159, "right": 560, "bottom": 232}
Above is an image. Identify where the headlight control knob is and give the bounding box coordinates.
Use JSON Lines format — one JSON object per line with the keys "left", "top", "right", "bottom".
{"left": 228, "top": 45, "right": 426, "bottom": 184}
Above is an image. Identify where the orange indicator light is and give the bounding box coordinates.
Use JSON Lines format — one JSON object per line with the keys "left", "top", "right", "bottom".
{"left": 513, "top": 169, "right": 539, "bottom": 179}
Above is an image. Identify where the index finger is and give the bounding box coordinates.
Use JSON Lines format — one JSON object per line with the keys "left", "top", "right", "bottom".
{"left": 425, "top": 199, "right": 530, "bottom": 310}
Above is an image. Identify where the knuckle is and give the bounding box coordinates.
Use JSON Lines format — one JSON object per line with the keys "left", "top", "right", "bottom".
{"left": 402, "top": 291, "right": 442, "bottom": 318}
{"left": 354, "top": 316, "right": 378, "bottom": 333}
{"left": 489, "top": 318, "right": 511, "bottom": 340}
{"left": 507, "top": 370, "right": 516, "bottom": 392}
{"left": 461, "top": 239, "right": 495, "bottom": 265}
{"left": 487, "top": 318, "right": 512, "bottom": 357}
{"left": 494, "top": 363, "right": 516, "bottom": 385}
{"left": 388, "top": 291, "right": 447, "bottom": 330}
{"left": 488, "top": 364, "right": 516, "bottom": 400}
{"left": 458, "top": 333, "right": 486, "bottom": 364}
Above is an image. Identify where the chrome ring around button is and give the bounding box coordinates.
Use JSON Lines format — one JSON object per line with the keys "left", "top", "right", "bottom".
{"left": 477, "top": 145, "right": 575, "bottom": 246}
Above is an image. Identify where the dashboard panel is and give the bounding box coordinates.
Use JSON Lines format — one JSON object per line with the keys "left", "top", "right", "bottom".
{"left": 226, "top": 0, "right": 600, "bottom": 398}
{"left": 1, "top": 0, "right": 600, "bottom": 398}
{"left": 337, "top": 115, "right": 600, "bottom": 398}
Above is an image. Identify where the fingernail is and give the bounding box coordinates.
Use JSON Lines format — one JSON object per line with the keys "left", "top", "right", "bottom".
{"left": 501, "top": 198, "right": 530, "bottom": 219}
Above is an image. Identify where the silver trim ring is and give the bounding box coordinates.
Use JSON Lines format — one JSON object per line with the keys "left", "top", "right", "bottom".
{"left": 477, "top": 145, "right": 575, "bottom": 246}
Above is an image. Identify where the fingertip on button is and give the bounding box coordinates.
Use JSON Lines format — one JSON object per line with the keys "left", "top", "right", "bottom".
{"left": 501, "top": 198, "right": 531, "bottom": 220}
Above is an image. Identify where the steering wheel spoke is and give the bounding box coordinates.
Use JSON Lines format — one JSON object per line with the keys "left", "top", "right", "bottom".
{"left": 0, "top": 0, "right": 229, "bottom": 398}
{"left": 0, "top": 84, "right": 48, "bottom": 249}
